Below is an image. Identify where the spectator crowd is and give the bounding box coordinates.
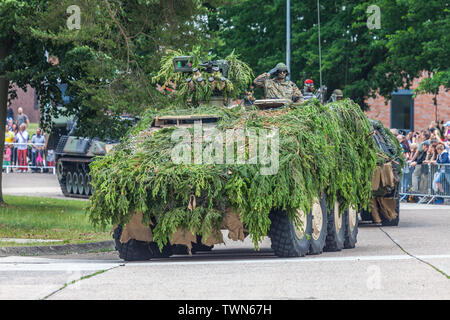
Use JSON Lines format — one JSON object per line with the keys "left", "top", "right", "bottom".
{"left": 392, "top": 120, "right": 450, "bottom": 204}
{"left": 3, "top": 105, "right": 54, "bottom": 173}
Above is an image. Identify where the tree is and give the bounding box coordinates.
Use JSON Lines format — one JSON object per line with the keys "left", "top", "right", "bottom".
{"left": 0, "top": 0, "right": 225, "bottom": 204}
{"left": 210, "top": 0, "right": 449, "bottom": 108}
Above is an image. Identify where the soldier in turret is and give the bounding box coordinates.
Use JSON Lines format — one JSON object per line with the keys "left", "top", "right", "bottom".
{"left": 329, "top": 89, "right": 344, "bottom": 102}
{"left": 302, "top": 79, "right": 316, "bottom": 101}
{"left": 253, "top": 63, "right": 303, "bottom": 103}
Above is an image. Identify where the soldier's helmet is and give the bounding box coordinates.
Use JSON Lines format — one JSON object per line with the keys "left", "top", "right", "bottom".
{"left": 332, "top": 89, "right": 343, "bottom": 97}
{"left": 275, "top": 63, "right": 289, "bottom": 75}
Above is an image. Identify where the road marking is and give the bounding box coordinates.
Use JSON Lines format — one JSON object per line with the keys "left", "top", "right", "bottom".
{"left": 1, "top": 254, "right": 450, "bottom": 271}
{"left": 126, "top": 254, "right": 450, "bottom": 267}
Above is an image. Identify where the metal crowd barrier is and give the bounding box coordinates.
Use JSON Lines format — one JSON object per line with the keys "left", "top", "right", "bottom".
{"left": 3, "top": 142, "right": 55, "bottom": 174}
{"left": 400, "top": 163, "right": 450, "bottom": 204}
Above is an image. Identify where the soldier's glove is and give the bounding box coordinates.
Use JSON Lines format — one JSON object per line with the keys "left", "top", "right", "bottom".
{"left": 268, "top": 67, "right": 278, "bottom": 77}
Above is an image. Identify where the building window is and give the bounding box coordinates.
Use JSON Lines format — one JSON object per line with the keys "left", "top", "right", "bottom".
{"left": 391, "top": 90, "right": 414, "bottom": 130}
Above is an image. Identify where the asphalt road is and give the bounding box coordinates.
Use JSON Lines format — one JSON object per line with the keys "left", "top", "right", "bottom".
{"left": 1, "top": 173, "right": 450, "bottom": 300}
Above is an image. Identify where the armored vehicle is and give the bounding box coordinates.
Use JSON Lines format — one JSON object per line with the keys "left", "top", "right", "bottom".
{"left": 55, "top": 117, "right": 137, "bottom": 198}
{"left": 110, "top": 109, "right": 360, "bottom": 261}
{"left": 359, "top": 120, "right": 402, "bottom": 226}
{"left": 89, "top": 54, "right": 378, "bottom": 261}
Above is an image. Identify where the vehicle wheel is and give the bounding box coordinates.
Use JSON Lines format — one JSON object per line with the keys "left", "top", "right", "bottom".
{"left": 77, "top": 172, "right": 85, "bottom": 195}
{"left": 72, "top": 172, "right": 79, "bottom": 194}
{"left": 191, "top": 235, "right": 214, "bottom": 253}
{"left": 65, "top": 171, "right": 73, "bottom": 194}
{"left": 56, "top": 160, "right": 64, "bottom": 181}
{"left": 113, "top": 225, "right": 123, "bottom": 251}
{"left": 381, "top": 197, "right": 400, "bottom": 226}
{"left": 269, "top": 208, "right": 311, "bottom": 257}
{"left": 360, "top": 209, "right": 372, "bottom": 222}
{"left": 84, "top": 173, "right": 91, "bottom": 196}
{"left": 308, "top": 196, "right": 328, "bottom": 255}
{"left": 324, "top": 201, "right": 345, "bottom": 252}
{"left": 87, "top": 174, "right": 93, "bottom": 195}
{"left": 112, "top": 226, "right": 173, "bottom": 261}
{"left": 343, "top": 207, "right": 358, "bottom": 249}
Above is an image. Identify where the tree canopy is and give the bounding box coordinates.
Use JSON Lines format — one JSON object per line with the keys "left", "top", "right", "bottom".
{"left": 210, "top": 0, "right": 449, "bottom": 108}
{"left": 0, "top": 0, "right": 226, "bottom": 203}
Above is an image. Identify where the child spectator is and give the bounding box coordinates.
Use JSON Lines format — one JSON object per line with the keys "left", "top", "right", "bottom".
{"left": 3, "top": 145, "right": 11, "bottom": 171}
{"left": 4, "top": 125, "right": 14, "bottom": 172}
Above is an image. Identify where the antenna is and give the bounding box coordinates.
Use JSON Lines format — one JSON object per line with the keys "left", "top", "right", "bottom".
{"left": 317, "top": 0, "right": 323, "bottom": 101}
{"left": 286, "top": 0, "right": 291, "bottom": 80}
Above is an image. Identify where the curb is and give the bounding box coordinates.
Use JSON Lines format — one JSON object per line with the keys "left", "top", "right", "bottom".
{"left": 0, "top": 240, "right": 115, "bottom": 257}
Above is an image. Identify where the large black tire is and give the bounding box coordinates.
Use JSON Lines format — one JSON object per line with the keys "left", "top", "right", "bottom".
{"left": 191, "top": 235, "right": 214, "bottom": 253}
{"left": 324, "top": 202, "right": 345, "bottom": 252}
{"left": 308, "top": 196, "right": 328, "bottom": 255}
{"left": 381, "top": 197, "right": 400, "bottom": 226}
{"left": 268, "top": 209, "right": 311, "bottom": 257}
{"left": 343, "top": 207, "right": 359, "bottom": 249}
{"left": 112, "top": 226, "right": 173, "bottom": 261}
{"left": 360, "top": 209, "right": 372, "bottom": 222}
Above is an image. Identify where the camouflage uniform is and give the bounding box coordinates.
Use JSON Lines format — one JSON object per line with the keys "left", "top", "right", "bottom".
{"left": 253, "top": 63, "right": 303, "bottom": 103}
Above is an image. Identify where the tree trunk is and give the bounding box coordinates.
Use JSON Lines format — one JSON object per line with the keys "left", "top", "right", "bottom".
{"left": 0, "top": 38, "right": 12, "bottom": 204}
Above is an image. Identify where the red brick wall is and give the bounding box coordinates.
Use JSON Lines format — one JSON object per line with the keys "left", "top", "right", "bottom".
{"left": 365, "top": 73, "right": 450, "bottom": 131}
{"left": 8, "top": 84, "right": 40, "bottom": 123}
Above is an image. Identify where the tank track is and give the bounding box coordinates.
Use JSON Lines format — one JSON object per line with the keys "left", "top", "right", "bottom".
{"left": 57, "top": 158, "right": 93, "bottom": 199}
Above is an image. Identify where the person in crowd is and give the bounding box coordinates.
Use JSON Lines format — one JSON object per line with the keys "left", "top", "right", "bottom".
{"left": 410, "top": 131, "right": 430, "bottom": 163}
{"left": 15, "top": 123, "right": 29, "bottom": 173}
{"left": 3, "top": 125, "right": 14, "bottom": 172}
{"left": 5, "top": 124, "right": 15, "bottom": 147}
{"left": 405, "top": 131, "right": 414, "bottom": 146}
{"left": 7, "top": 119, "right": 14, "bottom": 131}
{"left": 30, "top": 128, "right": 46, "bottom": 173}
{"left": 10, "top": 123, "right": 19, "bottom": 169}
{"left": 444, "top": 132, "right": 450, "bottom": 151}
{"left": 410, "top": 140, "right": 430, "bottom": 193}
{"left": 443, "top": 121, "right": 450, "bottom": 139}
{"left": 16, "top": 107, "right": 30, "bottom": 128}
{"left": 424, "top": 142, "right": 437, "bottom": 165}
{"left": 390, "top": 128, "right": 399, "bottom": 136}
{"left": 6, "top": 103, "right": 14, "bottom": 122}
{"left": 3, "top": 145, "right": 11, "bottom": 172}
{"left": 397, "top": 135, "right": 409, "bottom": 159}
{"left": 429, "top": 120, "right": 443, "bottom": 140}
{"left": 408, "top": 143, "right": 418, "bottom": 161}
{"left": 430, "top": 144, "right": 450, "bottom": 203}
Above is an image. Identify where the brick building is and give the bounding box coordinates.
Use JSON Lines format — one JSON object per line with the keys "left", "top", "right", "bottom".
{"left": 8, "top": 84, "right": 40, "bottom": 123}
{"left": 365, "top": 73, "right": 450, "bottom": 132}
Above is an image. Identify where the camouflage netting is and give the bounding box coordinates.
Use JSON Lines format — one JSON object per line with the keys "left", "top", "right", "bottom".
{"left": 88, "top": 99, "right": 381, "bottom": 250}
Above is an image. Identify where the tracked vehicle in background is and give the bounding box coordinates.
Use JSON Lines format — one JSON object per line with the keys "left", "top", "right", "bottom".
{"left": 55, "top": 129, "right": 109, "bottom": 198}
{"left": 55, "top": 117, "right": 137, "bottom": 198}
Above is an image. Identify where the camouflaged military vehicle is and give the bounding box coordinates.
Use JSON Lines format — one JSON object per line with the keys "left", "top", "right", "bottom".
{"left": 359, "top": 120, "right": 402, "bottom": 226}
{"left": 88, "top": 55, "right": 378, "bottom": 261}
{"left": 111, "top": 109, "right": 360, "bottom": 261}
